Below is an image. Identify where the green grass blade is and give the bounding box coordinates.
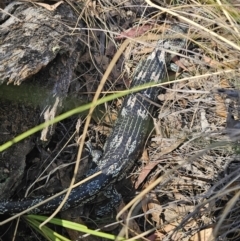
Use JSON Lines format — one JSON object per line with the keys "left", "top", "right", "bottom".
{"left": 0, "top": 82, "right": 155, "bottom": 152}
{"left": 27, "top": 217, "right": 71, "bottom": 241}
{"left": 26, "top": 215, "right": 137, "bottom": 240}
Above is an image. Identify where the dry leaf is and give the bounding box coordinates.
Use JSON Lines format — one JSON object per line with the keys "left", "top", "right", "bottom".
{"left": 141, "top": 149, "right": 149, "bottom": 163}
{"left": 150, "top": 138, "right": 186, "bottom": 156}
{"left": 158, "top": 91, "right": 175, "bottom": 101}
{"left": 202, "top": 55, "right": 224, "bottom": 68}
{"left": 172, "top": 55, "right": 188, "bottom": 71}
{"left": 145, "top": 233, "right": 157, "bottom": 241}
{"left": 135, "top": 160, "right": 162, "bottom": 189}
{"left": 142, "top": 193, "right": 162, "bottom": 227}
{"left": 153, "top": 223, "right": 183, "bottom": 241}
{"left": 191, "top": 228, "right": 214, "bottom": 241}
{"left": 214, "top": 94, "right": 227, "bottom": 117}
{"left": 214, "top": 79, "right": 232, "bottom": 118}
{"left": 115, "top": 24, "right": 153, "bottom": 40}
{"left": 35, "top": 1, "right": 63, "bottom": 11}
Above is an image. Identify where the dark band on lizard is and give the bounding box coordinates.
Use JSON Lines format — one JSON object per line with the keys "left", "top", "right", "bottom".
{"left": 0, "top": 23, "right": 188, "bottom": 215}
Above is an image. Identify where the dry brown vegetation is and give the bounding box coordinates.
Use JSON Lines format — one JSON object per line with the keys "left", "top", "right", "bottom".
{"left": 1, "top": 0, "right": 240, "bottom": 240}
{"left": 77, "top": 1, "right": 240, "bottom": 240}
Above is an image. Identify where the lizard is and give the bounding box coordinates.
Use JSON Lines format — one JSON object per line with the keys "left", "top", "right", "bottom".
{"left": 0, "top": 23, "right": 188, "bottom": 215}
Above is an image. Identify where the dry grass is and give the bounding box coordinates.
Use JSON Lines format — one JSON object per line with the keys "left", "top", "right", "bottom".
{"left": 76, "top": 0, "right": 240, "bottom": 240}
{"left": 3, "top": 0, "right": 239, "bottom": 240}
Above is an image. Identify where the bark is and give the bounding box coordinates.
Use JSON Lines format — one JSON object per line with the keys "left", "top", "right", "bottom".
{"left": 0, "top": 1, "right": 83, "bottom": 198}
